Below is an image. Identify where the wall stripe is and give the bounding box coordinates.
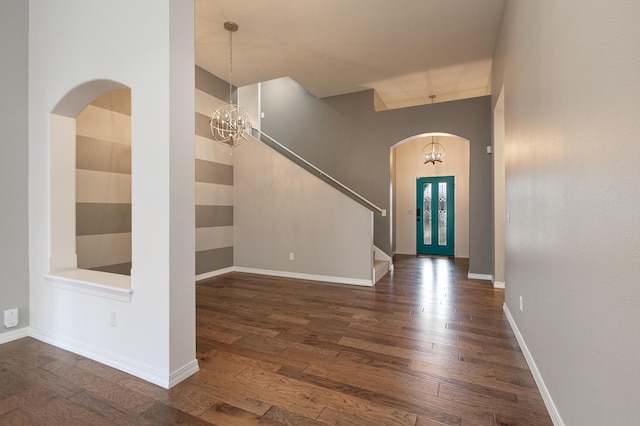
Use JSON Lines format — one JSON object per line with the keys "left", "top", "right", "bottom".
{"left": 195, "top": 205, "right": 233, "bottom": 228}
{"left": 91, "top": 90, "right": 131, "bottom": 115}
{"left": 195, "top": 159, "right": 233, "bottom": 185}
{"left": 77, "top": 136, "right": 132, "bottom": 174}
{"left": 196, "top": 65, "right": 231, "bottom": 101}
{"left": 195, "top": 135, "right": 233, "bottom": 165}
{"left": 195, "top": 226, "right": 233, "bottom": 252}
{"left": 195, "top": 182, "right": 233, "bottom": 206}
{"left": 196, "top": 88, "right": 225, "bottom": 117}
{"left": 76, "top": 232, "right": 132, "bottom": 268}
{"left": 76, "top": 169, "right": 131, "bottom": 203}
{"left": 195, "top": 112, "right": 215, "bottom": 139}
{"left": 76, "top": 104, "right": 131, "bottom": 145}
{"left": 196, "top": 246, "right": 233, "bottom": 275}
{"left": 76, "top": 203, "right": 131, "bottom": 236}
{"left": 90, "top": 262, "right": 132, "bottom": 275}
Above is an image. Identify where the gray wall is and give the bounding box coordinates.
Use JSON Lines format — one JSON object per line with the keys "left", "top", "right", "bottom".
{"left": 492, "top": 0, "right": 640, "bottom": 423}
{"left": 0, "top": 0, "right": 29, "bottom": 335}
{"left": 260, "top": 78, "right": 493, "bottom": 274}
{"left": 234, "top": 136, "right": 373, "bottom": 282}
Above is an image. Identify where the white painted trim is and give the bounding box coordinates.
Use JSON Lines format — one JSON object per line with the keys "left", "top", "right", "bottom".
{"left": 503, "top": 304, "right": 565, "bottom": 426}
{"left": 196, "top": 266, "right": 234, "bottom": 282}
{"left": 44, "top": 270, "right": 132, "bottom": 302}
{"left": 29, "top": 327, "right": 197, "bottom": 389}
{"left": 468, "top": 272, "right": 493, "bottom": 281}
{"left": 0, "top": 327, "right": 29, "bottom": 344}
{"left": 493, "top": 280, "right": 506, "bottom": 289}
{"left": 394, "top": 250, "right": 416, "bottom": 256}
{"left": 234, "top": 266, "right": 373, "bottom": 287}
{"left": 373, "top": 245, "right": 392, "bottom": 263}
{"left": 169, "top": 359, "right": 200, "bottom": 388}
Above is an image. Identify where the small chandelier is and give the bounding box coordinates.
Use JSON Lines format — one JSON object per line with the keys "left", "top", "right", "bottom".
{"left": 210, "top": 21, "right": 252, "bottom": 147}
{"left": 422, "top": 95, "right": 445, "bottom": 165}
{"left": 423, "top": 140, "right": 445, "bottom": 164}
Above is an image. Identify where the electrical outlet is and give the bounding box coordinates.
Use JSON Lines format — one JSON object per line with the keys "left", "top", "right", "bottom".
{"left": 289, "top": 252, "right": 295, "bottom": 261}
{"left": 519, "top": 296, "right": 523, "bottom": 312}
{"left": 110, "top": 311, "right": 118, "bottom": 327}
{"left": 3, "top": 308, "right": 18, "bottom": 328}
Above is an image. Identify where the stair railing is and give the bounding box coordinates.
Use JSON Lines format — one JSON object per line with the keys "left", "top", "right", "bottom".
{"left": 252, "top": 128, "right": 384, "bottom": 214}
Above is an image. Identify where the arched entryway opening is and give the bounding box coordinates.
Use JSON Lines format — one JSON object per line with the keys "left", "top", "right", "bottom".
{"left": 390, "top": 133, "right": 470, "bottom": 259}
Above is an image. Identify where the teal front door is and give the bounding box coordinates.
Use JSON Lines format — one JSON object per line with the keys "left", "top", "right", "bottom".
{"left": 416, "top": 176, "right": 454, "bottom": 256}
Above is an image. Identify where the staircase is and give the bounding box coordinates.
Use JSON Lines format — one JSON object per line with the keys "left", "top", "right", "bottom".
{"left": 373, "top": 246, "right": 392, "bottom": 284}
{"left": 251, "top": 128, "right": 392, "bottom": 286}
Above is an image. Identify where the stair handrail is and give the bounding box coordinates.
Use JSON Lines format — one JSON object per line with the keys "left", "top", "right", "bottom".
{"left": 252, "top": 128, "right": 384, "bottom": 214}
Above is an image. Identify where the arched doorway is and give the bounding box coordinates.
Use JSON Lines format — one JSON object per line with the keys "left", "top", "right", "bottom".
{"left": 390, "top": 133, "right": 470, "bottom": 258}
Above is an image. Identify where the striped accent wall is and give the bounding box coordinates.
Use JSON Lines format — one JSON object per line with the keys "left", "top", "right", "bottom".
{"left": 195, "top": 66, "right": 235, "bottom": 275}
{"left": 76, "top": 89, "right": 132, "bottom": 275}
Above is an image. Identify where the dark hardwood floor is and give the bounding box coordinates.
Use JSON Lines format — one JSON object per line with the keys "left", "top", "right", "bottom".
{"left": 0, "top": 255, "right": 552, "bottom": 425}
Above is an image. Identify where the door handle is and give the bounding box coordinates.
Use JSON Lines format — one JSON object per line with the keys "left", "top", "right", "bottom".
{"left": 416, "top": 208, "right": 421, "bottom": 221}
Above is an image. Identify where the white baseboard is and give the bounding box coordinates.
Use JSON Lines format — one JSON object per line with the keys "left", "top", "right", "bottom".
{"left": 196, "top": 266, "right": 234, "bottom": 282}
{"left": 234, "top": 267, "right": 373, "bottom": 287}
{"left": 493, "top": 280, "right": 506, "bottom": 289}
{"left": 503, "top": 304, "right": 564, "bottom": 426}
{"left": 394, "top": 250, "right": 416, "bottom": 255}
{"left": 0, "top": 327, "right": 29, "bottom": 344}
{"left": 468, "top": 272, "right": 493, "bottom": 281}
{"left": 169, "top": 359, "right": 200, "bottom": 388}
{"left": 29, "top": 327, "right": 198, "bottom": 389}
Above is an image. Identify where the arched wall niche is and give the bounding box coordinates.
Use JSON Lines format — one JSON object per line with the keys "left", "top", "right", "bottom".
{"left": 48, "top": 79, "right": 132, "bottom": 299}
{"left": 391, "top": 132, "right": 471, "bottom": 258}
{"left": 52, "top": 79, "right": 129, "bottom": 118}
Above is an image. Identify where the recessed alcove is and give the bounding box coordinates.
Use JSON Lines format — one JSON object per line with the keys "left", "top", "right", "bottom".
{"left": 46, "top": 80, "right": 133, "bottom": 302}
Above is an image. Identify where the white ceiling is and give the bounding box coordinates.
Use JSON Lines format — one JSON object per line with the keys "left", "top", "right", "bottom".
{"left": 195, "top": 0, "right": 505, "bottom": 110}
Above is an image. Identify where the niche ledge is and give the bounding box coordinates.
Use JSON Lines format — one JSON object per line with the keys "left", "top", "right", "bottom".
{"left": 44, "top": 269, "right": 133, "bottom": 302}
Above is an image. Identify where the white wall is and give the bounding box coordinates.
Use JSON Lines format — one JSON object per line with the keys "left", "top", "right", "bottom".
{"left": 234, "top": 136, "right": 374, "bottom": 285}
{"left": 394, "top": 135, "right": 470, "bottom": 257}
{"left": 29, "top": 0, "right": 196, "bottom": 388}
{"left": 492, "top": 0, "right": 640, "bottom": 423}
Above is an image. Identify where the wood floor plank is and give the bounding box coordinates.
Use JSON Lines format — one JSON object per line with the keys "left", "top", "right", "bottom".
{"left": 41, "top": 359, "right": 156, "bottom": 414}
{"left": 317, "top": 405, "right": 417, "bottom": 426}
{"left": 141, "top": 401, "right": 215, "bottom": 425}
{"left": 439, "top": 383, "right": 551, "bottom": 426}
{"left": 11, "top": 387, "right": 114, "bottom": 426}
{"left": 200, "top": 401, "right": 280, "bottom": 425}
{"left": 0, "top": 367, "right": 29, "bottom": 398}
{"left": 68, "top": 390, "right": 157, "bottom": 425}
{"left": 262, "top": 405, "right": 327, "bottom": 425}
{"left": 186, "top": 369, "right": 273, "bottom": 416}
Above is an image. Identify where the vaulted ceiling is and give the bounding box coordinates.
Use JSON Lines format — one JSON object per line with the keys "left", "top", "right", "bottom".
{"left": 195, "top": 0, "right": 505, "bottom": 110}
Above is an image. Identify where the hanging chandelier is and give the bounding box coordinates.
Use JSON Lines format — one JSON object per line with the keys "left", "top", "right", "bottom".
{"left": 210, "top": 21, "right": 252, "bottom": 147}
{"left": 422, "top": 95, "right": 445, "bottom": 165}
{"left": 423, "top": 139, "right": 445, "bottom": 164}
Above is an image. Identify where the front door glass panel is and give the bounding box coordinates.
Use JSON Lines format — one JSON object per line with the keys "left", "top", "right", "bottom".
{"left": 423, "top": 183, "right": 432, "bottom": 245}
{"left": 438, "top": 182, "right": 447, "bottom": 246}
